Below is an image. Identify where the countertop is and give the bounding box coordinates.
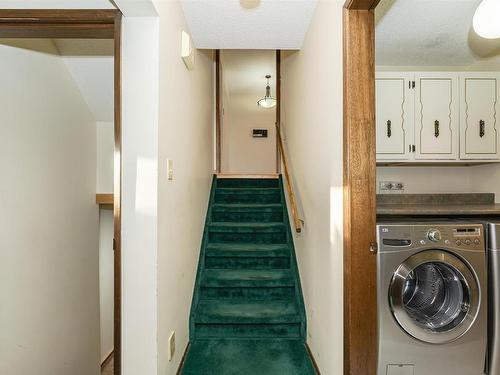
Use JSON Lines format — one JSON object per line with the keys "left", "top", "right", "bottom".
{"left": 377, "top": 193, "right": 500, "bottom": 216}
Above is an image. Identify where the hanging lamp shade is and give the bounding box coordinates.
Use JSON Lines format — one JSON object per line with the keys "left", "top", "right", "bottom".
{"left": 473, "top": 0, "right": 500, "bottom": 39}
{"left": 257, "top": 75, "right": 277, "bottom": 109}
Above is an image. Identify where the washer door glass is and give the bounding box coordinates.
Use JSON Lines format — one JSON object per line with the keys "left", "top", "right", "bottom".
{"left": 389, "top": 250, "right": 480, "bottom": 344}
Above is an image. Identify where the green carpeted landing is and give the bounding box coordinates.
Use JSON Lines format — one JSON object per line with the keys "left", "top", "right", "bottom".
{"left": 181, "top": 339, "right": 316, "bottom": 375}
{"left": 180, "top": 176, "right": 315, "bottom": 374}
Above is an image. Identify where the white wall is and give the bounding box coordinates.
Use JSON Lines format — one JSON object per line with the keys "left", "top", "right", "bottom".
{"left": 99, "top": 208, "right": 115, "bottom": 362}
{"left": 0, "top": 39, "right": 100, "bottom": 375}
{"left": 223, "top": 96, "right": 276, "bottom": 174}
{"left": 281, "top": 2, "right": 344, "bottom": 374}
{"left": 97, "top": 121, "right": 115, "bottom": 194}
{"left": 153, "top": 1, "right": 215, "bottom": 374}
{"left": 120, "top": 16, "right": 160, "bottom": 375}
{"left": 377, "top": 166, "right": 474, "bottom": 194}
{"left": 220, "top": 50, "right": 277, "bottom": 174}
{"left": 96, "top": 121, "right": 115, "bottom": 362}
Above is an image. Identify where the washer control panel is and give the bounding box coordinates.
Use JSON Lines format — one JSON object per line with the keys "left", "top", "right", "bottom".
{"left": 452, "top": 227, "right": 482, "bottom": 247}
{"left": 377, "top": 223, "right": 485, "bottom": 252}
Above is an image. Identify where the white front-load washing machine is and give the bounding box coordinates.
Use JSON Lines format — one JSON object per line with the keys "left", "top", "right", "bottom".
{"left": 377, "top": 222, "right": 487, "bottom": 375}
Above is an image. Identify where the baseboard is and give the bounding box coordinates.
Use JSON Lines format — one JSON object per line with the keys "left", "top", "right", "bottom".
{"left": 305, "top": 343, "right": 321, "bottom": 375}
{"left": 176, "top": 342, "right": 191, "bottom": 375}
{"left": 101, "top": 350, "right": 114, "bottom": 368}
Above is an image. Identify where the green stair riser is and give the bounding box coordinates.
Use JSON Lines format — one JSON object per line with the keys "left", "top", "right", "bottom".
{"left": 201, "top": 269, "right": 294, "bottom": 287}
{"left": 215, "top": 193, "right": 281, "bottom": 204}
{"left": 216, "top": 178, "right": 279, "bottom": 188}
{"left": 205, "top": 257, "right": 290, "bottom": 270}
{"left": 200, "top": 287, "right": 295, "bottom": 300}
{"left": 209, "top": 231, "right": 286, "bottom": 244}
{"left": 212, "top": 210, "right": 283, "bottom": 222}
{"left": 194, "top": 323, "right": 302, "bottom": 339}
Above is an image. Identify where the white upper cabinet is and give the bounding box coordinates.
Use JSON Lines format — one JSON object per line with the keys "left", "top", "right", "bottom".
{"left": 376, "top": 73, "right": 413, "bottom": 160}
{"left": 460, "top": 74, "right": 500, "bottom": 160}
{"left": 414, "top": 74, "right": 459, "bottom": 160}
{"left": 376, "top": 71, "right": 500, "bottom": 163}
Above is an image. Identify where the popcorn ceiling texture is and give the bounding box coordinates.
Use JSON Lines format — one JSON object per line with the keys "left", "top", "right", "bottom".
{"left": 376, "top": 0, "right": 500, "bottom": 67}
{"left": 180, "top": 0, "right": 317, "bottom": 49}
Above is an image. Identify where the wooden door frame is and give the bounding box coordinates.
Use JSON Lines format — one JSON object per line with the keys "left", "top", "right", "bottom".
{"left": 0, "top": 9, "right": 122, "bottom": 375}
{"left": 215, "top": 49, "right": 281, "bottom": 175}
{"left": 343, "top": 0, "right": 380, "bottom": 374}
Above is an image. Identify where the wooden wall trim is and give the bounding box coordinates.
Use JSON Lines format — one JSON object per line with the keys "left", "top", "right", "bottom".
{"left": 342, "top": 6, "right": 377, "bottom": 375}
{"left": 113, "top": 11, "right": 122, "bottom": 375}
{"left": 0, "top": 9, "right": 118, "bottom": 22}
{"left": 344, "top": 0, "right": 381, "bottom": 10}
{"left": 0, "top": 9, "right": 117, "bottom": 38}
{"left": 215, "top": 50, "right": 221, "bottom": 173}
{"left": 276, "top": 50, "right": 282, "bottom": 174}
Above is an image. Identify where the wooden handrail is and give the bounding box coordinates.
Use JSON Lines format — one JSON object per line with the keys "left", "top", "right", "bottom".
{"left": 276, "top": 124, "right": 302, "bottom": 233}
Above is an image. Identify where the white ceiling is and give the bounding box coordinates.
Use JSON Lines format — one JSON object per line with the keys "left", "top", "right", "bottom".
{"left": 376, "top": 0, "right": 500, "bottom": 67}
{"left": 54, "top": 39, "right": 114, "bottom": 122}
{"left": 0, "top": 0, "right": 115, "bottom": 8}
{"left": 180, "top": 0, "right": 317, "bottom": 50}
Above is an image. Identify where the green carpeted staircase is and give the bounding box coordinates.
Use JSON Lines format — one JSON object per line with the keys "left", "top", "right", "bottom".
{"left": 181, "top": 176, "right": 316, "bottom": 374}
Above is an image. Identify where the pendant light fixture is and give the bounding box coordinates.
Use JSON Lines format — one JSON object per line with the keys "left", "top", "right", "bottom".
{"left": 257, "top": 75, "right": 277, "bottom": 109}
{"left": 473, "top": 0, "right": 500, "bottom": 39}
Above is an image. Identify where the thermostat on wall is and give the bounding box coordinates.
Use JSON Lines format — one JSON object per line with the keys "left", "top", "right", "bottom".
{"left": 252, "top": 129, "right": 268, "bottom": 138}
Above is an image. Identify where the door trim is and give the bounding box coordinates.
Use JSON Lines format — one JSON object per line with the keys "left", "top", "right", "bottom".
{"left": 343, "top": 1, "right": 380, "bottom": 374}
{"left": 0, "top": 10, "right": 123, "bottom": 375}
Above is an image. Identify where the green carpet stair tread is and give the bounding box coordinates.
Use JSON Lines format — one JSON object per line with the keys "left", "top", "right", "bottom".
{"left": 194, "top": 300, "right": 301, "bottom": 324}
{"left": 206, "top": 243, "right": 290, "bottom": 257}
{"left": 180, "top": 339, "right": 316, "bottom": 375}
{"left": 201, "top": 269, "right": 294, "bottom": 288}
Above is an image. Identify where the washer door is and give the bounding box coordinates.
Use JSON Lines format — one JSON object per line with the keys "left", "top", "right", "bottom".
{"left": 389, "top": 250, "right": 480, "bottom": 344}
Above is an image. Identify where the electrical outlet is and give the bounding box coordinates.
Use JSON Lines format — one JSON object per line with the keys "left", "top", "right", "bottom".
{"left": 379, "top": 181, "right": 405, "bottom": 194}
{"left": 168, "top": 331, "right": 175, "bottom": 361}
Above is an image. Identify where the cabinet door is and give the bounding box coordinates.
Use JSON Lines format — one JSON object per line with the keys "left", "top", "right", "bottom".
{"left": 376, "top": 74, "right": 413, "bottom": 160}
{"left": 460, "top": 75, "right": 500, "bottom": 159}
{"left": 414, "top": 74, "right": 459, "bottom": 160}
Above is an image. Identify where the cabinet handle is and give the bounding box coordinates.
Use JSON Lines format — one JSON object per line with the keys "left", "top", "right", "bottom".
{"left": 480, "top": 120, "right": 485, "bottom": 138}
{"left": 434, "top": 120, "right": 440, "bottom": 138}
{"left": 387, "top": 120, "right": 392, "bottom": 138}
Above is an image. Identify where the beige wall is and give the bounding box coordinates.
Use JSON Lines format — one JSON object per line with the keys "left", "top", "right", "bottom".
{"left": 377, "top": 166, "right": 474, "bottom": 194}
{"left": 281, "top": 2, "right": 344, "bottom": 374}
{"left": 154, "top": 2, "right": 215, "bottom": 374}
{"left": 378, "top": 165, "right": 500, "bottom": 203}
{"left": 221, "top": 50, "right": 277, "bottom": 174}
{"left": 0, "top": 39, "right": 100, "bottom": 375}
{"left": 222, "top": 96, "right": 277, "bottom": 174}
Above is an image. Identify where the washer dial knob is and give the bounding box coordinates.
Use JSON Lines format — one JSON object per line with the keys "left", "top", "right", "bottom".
{"left": 427, "top": 229, "right": 442, "bottom": 242}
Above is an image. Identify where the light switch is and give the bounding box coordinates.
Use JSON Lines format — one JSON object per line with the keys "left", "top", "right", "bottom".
{"left": 167, "top": 159, "right": 174, "bottom": 181}
{"left": 168, "top": 331, "right": 175, "bottom": 361}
